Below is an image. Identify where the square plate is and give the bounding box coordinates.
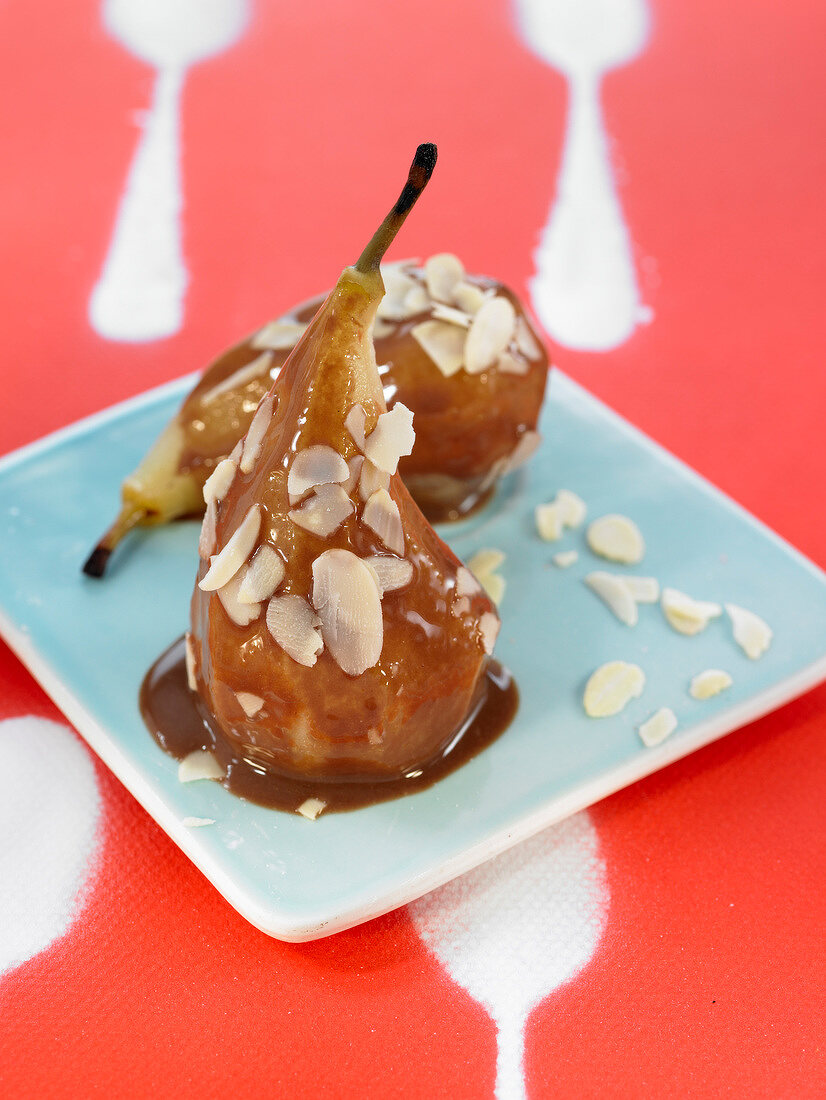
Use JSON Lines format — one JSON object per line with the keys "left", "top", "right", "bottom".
{"left": 1, "top": 369, "right": 825, "bottom": 941}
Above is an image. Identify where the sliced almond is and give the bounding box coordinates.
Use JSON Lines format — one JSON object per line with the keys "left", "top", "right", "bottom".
{"left": 198, "top": 497, "right": 218, "bottom": 560}
{"left": 468, "top": 548, "right": 505, "bottom": 578}
{"left": 363, "top": 489, "right": 404, "bottom": 555}
{"left": 661, "top": 587, "right": 722, "bottom": 636}
{"left": 587, "top": 514, "right": 645, "bottom": 564}
{"left": 497, "top": 351, "right": 529, "bottom": 375}
{"left": 377, "top": 267, "right": 420, "bottom": 321}
{"left": 183, "top": 816, "right": 216, "bottom": 827}
{"left": 238, "top": 545, "right": 285, "bottom": 603}
{"left": 218, "top": 568, "right": 262, "bottom": 626}
{"left": 199, "top": 352, "right": 273, "bottom": 403}
{"left": 424, "top": 252, "right": 465, "bottom": 303}
{"left": 358, "top": 458, "right": 390, "bottom": 501}
{"left": 536, "top": 501, "right": 564, "bottom": 542}
{"left": 456, "top": 566, "right": 482, "bottom": 596}
{"left": 583, "top": 660, "right": 646, "bottom": 717}
{"left": 345, "top": 404, "right": 367, "bottom": 451}
{"left": 725, "top": 603, "right": 772, "bottom": 659}
{"left": 311, "top": 549, "right": 383, "bottom": 676}
{"left": 584, "top": 572, "right": 638, "bottom": 626}
{"left": 623, "top": 576, "right": 660, "bottom": 603}
{"left": 235, "top": 691, "right": 264, "bottom": 717}
{"left": 690, "top": 669, "right": 733, "bottom": 700}
{"left": 184, "top": 632, "right": 197, "bottom": 691}
{"left": 289, "top": 483, "right": 354, "bottom": 537}
{"left": 372, "top": 317, "right": 397, "bottom": 340}
{"left": 479, "top": 572, "right": 505, "bottom": 606}
{"left": 297, "top": 797, "right": 327, "bottom": 821}
{"left": 514, "top": 316, "right": 543, "bottom": 360}
{"left": 502, "top": 430, "right": 541, "bottom": 473}
{"left": 178, "top": 750, "right": 223, "bottom": 783}
{"left": 404, "top": 285, "right": 430, "bottom": 315}
{"left": 430, "top": 302, "right": 472, "bottom": 328}
{"left": 251, "top": 319, "right": 308, "bottom": 351}
{"left": 411, "top": 319, "right": 466, "bottom": 378}
{"left": 451, "top": 596, "right": 471, "bottom": 618}
{"left": 199, "top": 504, "right": 261, "bottom": 591}
{"left": 287, "top": 444, "right": 350, "bottom": 500}
{"left": 553, "top": 550, "right": 579, "bottom": 568}
{"left": 479, "top": 611, "right": 500, "bottom": 655}
{"left": 556, "top": 489, "right": 587, "bottom": 529}
{"left": 464, "top": 296, "right": 517, "bottom": 374}
{"left": 638, "top": 707, "right": 678, "bottom": 747}
{"left": 342, "top": 455, "right": 364, "bottom": 496}
{"left": 266, "top": 594, "right": 324, "bottom": 667}
{"left": 362, "top": 403, "right": 415, "bottom": 474}
{"left": 203, "top": 457, "right": 237, "bottom": 506}
{"left": 364, "top": 555, "right": 414, "bottom": 594}
{"left": 452, "top": 281, "right": 487, "bottom": 314}
{"left": 240, "top": 395, "right": 273, "bottom": 474}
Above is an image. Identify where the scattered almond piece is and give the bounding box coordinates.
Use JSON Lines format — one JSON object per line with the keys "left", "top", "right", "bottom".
{"left": 287, "top": 445, "right": 350, "bottom": 500}
{"left": 251, "top": 319, "right": 307, "bottom": 350}
{"left": 496, "top": 351, "right": 529, "bottom": 375}
{"left": 424, "top": 252, "right": 465, "bottom": 303}
{"left": 297, "top": 797, "right": 327, "bottom": 821}
{"left": 622, "top": 576, "right": 660, "bottom": 603}
{"left": 725, "top": 603, "right": 772, "bottom": 659}
{"left": 535, "top": 501, "right": 564, "bottom": 541}
{"left": 479, "top": 572, "right": 506, "bottom": 606}
{"left": 583, "top": 660, "right": 645, "bottom": 717}
{"left": 235, "top": 691, "right": 264, "bottom": 717}
{"left": 638, "top": 707, "right": 678, "bottom": 747}
{"left": 217, "top": 568, "right": 262, "bottom": 627}
{"left": 358, "top": 458, "right": 391, "bottom": 501}
{"left": 661, "top": 587, "right": 722, "bottom": 636}
{"left": 199, "top": 352, "right": 273, "bottom": 403}
{"left": 377, "top": 267, "right": 420, "bottom": 321}
{"left": 266, "top": 594, "right": 324, "bottom": 668}
{"left": 587, "top": 514, "right": 645, "bottom": 564}
{"left": 182, "top": 817, "right": 216, "bottom": 828}
{"left": 411, "top": 318, "right": 467, "bottom": 377}
{"left": 430, "top": 302, "right": 472, "bottom": 328}
{"left": 452, "top": 281, "right": 487, "bottom": 314}
{"left": 456, "top": 566, "right": 482, "bottom": 596}
{"left": 690, "top": 669, "right": 733, "bottom": 700}
{"left": 198, "top": 498, "right": 217, "bottom": 560}
{"left": 238, "top": 545, "right": 285, "bottom": 604}
{"left": 404, "top": 285, "right": 430, "bottom": 315}
{"left": 184, "top": 633, "right": 197, "bottom": 691}
{"left": 240, "top": 395, "right": 274, "bottom": 474}
{"left": 342, "top": 455, "right": 364, "bottom": 496}
{"left": 288, "top": 483, "right": 354, "bottom": 537}
{"left": 465, "top": 296, "right": 517, "bottom": 374}
{"left": 514, "top": 317, "right": 543, "bottom": 360}
{"left": 362, "top": 489, "right": 404, "bottom": 555}
{"left": 553, "top": 550, "right": 579, "bottom": 568}
{"left": 584, "top": 572, "right": 638, "bottom": 626}
{"left": 467, "top": 548, "right": 505, "bottom": 577}
{"left": 203, "top": 457, "right": 237, "bottom": 506}
{"left": 312, "top": 549, "right": 383, "bottom": 675}
{"left": 178, "top": 750, "right": 223, "bottom": 783}
{"left": 363, "top": 403, "right": 415, "bottom": 474}
{"left": 555, "top": 489, "right": 587, "bottom": 529}
{"left": 199, "top": 504, "right": 261, "bottom": 591}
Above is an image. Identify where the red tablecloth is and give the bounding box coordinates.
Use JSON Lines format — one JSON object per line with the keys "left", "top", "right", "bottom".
{"left": 1, "top": 1, "right": 825, "bottom": 1096}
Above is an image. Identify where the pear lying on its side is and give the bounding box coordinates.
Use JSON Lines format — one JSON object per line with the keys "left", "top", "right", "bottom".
{"left": 187, "top": 145, "right": 501, "bottom": 781}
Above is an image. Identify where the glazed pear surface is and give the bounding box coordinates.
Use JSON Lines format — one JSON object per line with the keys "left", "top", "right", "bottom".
{"left": 189, "top": 262, "right": 499, "bottom": 782}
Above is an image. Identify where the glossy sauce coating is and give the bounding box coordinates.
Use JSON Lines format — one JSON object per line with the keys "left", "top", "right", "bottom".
{"left": 141, "top": 636, "right": 517, "bottom": 813}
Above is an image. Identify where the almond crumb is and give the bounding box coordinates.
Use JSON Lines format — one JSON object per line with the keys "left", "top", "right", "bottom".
{"left": 583, "top": 661, "right": 645, "bottom": 717}
{"left": 297, "top": 798, "right": 327, "bottom": 821}
{"left": 638, "top": 707, "right": 678, "bottom": 747}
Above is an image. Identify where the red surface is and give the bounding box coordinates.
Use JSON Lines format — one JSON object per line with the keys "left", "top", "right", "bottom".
{"left": 1, "top": 0, "right": 826, "bottom": 1096}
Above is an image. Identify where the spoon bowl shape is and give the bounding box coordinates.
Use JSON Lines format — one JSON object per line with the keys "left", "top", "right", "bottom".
{"left": 514, "top": 0, "right": 649, "bottom": 76}
{"left": 103, "top": 0, "right": 250, "bottom": 70}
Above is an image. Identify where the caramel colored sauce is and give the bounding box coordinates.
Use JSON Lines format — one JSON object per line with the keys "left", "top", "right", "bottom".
{"left": 140, "top": 636, "right": 518, "bottom": 814}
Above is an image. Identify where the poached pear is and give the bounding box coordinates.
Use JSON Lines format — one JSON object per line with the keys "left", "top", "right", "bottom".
{"left": 186, "top": 145, "right": 502, "bottom": 782}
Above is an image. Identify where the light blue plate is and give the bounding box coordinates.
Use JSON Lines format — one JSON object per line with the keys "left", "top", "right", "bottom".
{"left": 1, "top": 370, "right": 825, "bottom": 941}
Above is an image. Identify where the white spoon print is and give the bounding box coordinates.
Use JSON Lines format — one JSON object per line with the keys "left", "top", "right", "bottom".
{"left": 89, "top": 0, "right": 250, "bottom": 342}
{"left": 0, "top": 718, "right": 100, "bottom": 976}
{"left": 410, "top": 812, "right": 608, "bottom": 1100}
{"left": 515, "top": 0, "right": 650, "bottom": 351}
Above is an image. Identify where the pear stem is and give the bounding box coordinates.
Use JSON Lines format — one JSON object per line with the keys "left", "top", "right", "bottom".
{"left": 82, "top": 503, "right": 146, "bottom": 577}
{"left": 355, "top": 143, "right": 437, "bottom": 273}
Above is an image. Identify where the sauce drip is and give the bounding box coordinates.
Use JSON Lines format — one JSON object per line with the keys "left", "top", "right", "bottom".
{"left": 140, "top": 636, "right": 518, "bottom": 814}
